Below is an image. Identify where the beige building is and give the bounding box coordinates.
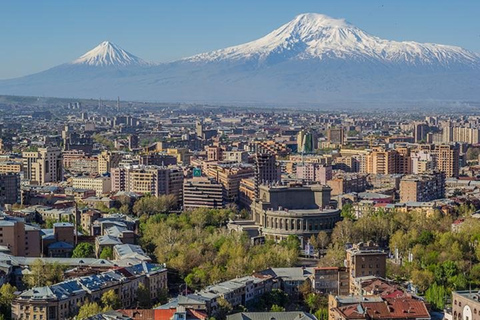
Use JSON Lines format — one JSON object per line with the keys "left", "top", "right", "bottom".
{"left": 206, "top": 164, "right": 254, "bottom": 203}
{"left": 365, "top": 148, "right": 397, "bottom": 175}
{"left": 111, "top": 166, "right": 183, "bottom": 201}
{"left": 0, "top": 161, "right": 22, "bottom": 174}
{"left": 98, "top": 150, "right": 123, "bottom": 174}
{"left": 434, "top": 144, "right": 459, "bottom": 178}
{"left": 22, "top": 147, "right": 63, "bottom": 184}
{"left": 72, "top": 176, "right": 112, "bottom": 196}
{"left": 451, "top": 291, "right": 480, "bottom": 320}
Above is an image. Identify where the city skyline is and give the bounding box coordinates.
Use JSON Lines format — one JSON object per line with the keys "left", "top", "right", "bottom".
{"left": 1, "top": 0, "right": 479, "bottom": 79}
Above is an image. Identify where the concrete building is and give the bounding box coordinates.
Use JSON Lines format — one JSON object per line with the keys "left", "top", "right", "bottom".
{"left": 251, "top": 183, "right": 340, "bottom": 243}
{"left": 72, "top": 176, "right": 112, "bottom": 196}
{"left": 327, "top": 128, "right": 344, "bottom": 145}
{"left": 254, "top": 153, "right": 281, "bottom": 198}
{"left": 327, "top": 174, "right": 367, "bottom": 196}
{"left": 98, "top": 151, "right": 123, "bottom": 174}
{"left": 399, "top": 171, "right": 446, "bottom": 202}
{"left": 139, "top": 153, "right": 177, "bottom": 166}
{"left": 434, "top": 144, "right": 460, "bottom": 178}
{"left": 365, "top": 148, "right": 397, "bottom": 175}
{"left": 111, "top": 166, "right": 183, "bottom": 200}
{"left": 0, "top": 172, "right": 20, "bottom": 205}
{"left": 296, "top": 163, "right": 332, "bottom": 184}
{"left": 206, "top": 164, "right": 254, "bottom": 203}
{"left": 183, "top": 177, "right": 224, "bottom": 209}
{"left": 345, "top": 243, "right": 387, "bottom": 294}
{"left": 0, "top": 218, "right": 41, "bottom": 257}
{"left": 12, "top": 262, "right": 167, "bottom": 320}
{"left": 22, "top": 147, "right": 63, "bottom": 184}
{"left": 0, "top": 161, "right": 22, "bottom": 174}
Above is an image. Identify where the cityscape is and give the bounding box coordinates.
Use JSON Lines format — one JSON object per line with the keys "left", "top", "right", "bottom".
{"left": 0, "top": 2, "right": 480, "bottom": 320}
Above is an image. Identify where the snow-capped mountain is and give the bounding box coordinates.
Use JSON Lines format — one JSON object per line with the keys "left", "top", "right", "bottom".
{"left": 186, "top": 13, "right": 479, "bottom": 67}
{"left": 0, "top": 13, "right": 479, "bottom": 105}
{"left": 71, "top": 41, "right": 150, "bottom": 67}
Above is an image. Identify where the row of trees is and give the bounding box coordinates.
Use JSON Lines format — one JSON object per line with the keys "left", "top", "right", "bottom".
{"left": 140, "top": 208, "right": 299, "bottom": 289}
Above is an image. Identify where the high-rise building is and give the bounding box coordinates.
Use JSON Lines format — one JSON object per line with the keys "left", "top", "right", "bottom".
{"left": 434, "top": 144, "right": 460, "bottom": 178}
{"left": 327, "top": 127, "right": 344, "bottom": 145}
{"left": 399, "top": 171, "right": 446, "bottom": 202}
{"left": 0, "top": 172, "right": 20, "bottom": 205}
{"left": 207, "top": 146, "right": 224, "bottom": 161}
{"left": 183, "top": 177, "right": 224, "bottom": 209}
{"left": 365, "top": 148, "right": 397, "bottom": 175}
{"left": 254, "top": 153, "right": 281, "bottom": 198}
{"left": 414, "top": 122, "right": 429, "bottom": 143}
{"left": 206, "top": 164, "right": 255, "bottom": 202}
{"left": 98, "top": 151, "right": 123, "bottom": 174}
{"left": 297, "top": 130, "right": 317, "bottom": 153}
{"left": 394, "top": 147, "right": 412, "bottom": 174}
{"left": 22, "top": 147, "right": 63, "bottom": 184}
{"left": 128, "top": 134, "right": 139, "bottom": 150}
{"left": 111, "top": 166, "right": 184, "bottom": 201}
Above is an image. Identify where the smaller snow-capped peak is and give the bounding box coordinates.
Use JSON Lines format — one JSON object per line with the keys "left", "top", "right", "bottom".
{"left": 72, "top": 41, "right": 149, "bottom": 67}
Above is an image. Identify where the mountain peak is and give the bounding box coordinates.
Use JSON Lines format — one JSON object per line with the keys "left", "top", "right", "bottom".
{"left": 72, "top": 41, "right": 149, "bottom": 67}
{"left": 292, "top": 13, "right": 350, "bottom": 29}
{"left": 186, "top": 13, "right": 479, "bottom": 67}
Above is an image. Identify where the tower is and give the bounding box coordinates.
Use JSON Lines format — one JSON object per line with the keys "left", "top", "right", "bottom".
{"left": 254, "top": 153, "right": 280, "bottom": 199}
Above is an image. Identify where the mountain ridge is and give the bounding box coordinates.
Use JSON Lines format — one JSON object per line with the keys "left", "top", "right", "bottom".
{"left": 0, "top": 13, "right": 479, "bottom": 104}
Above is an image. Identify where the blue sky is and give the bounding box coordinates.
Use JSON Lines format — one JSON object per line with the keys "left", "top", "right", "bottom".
{"left": 0, "top": 0, "right": 479, "bottom": 79}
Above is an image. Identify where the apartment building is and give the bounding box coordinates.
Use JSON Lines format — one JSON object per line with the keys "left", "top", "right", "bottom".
{"left": 22, "top": 147, "right": 63, "bottom": 184}
{"left": 12, "top": 263, "right": 167, "bottom": 320}
{"left": 327, "top": 174, "right": 367, "bottom": 196}
{"left": 0, "top": 218, "right": 41, "bottom": 257}
{"left": 345, "top": 242, "right": 387, "bottom": 294}
{"left": 111, "top": 166, "right": 183, "bottom": 200}
{"left": 72, "top": 176, "right": 112, "bottom": 196}
{"left": 183, "top": 177, "right": 224, "bottom": 209}
{"left": 0, "top": 161, "right": 22, "bottom": 174}
{"left": 399, "top": 171, "right": 446, "bottom": 203}
{"left": 98, "top": 150, "right": 123, "bottom": 174}
{"left": 434, "top": 144, "right": 460, "bottom": 178}
{"left": 206, "top": 164, "right": 254, "bottom": 203}
{"left": 0, "top": 172, "right": 20, "bottom": 205}
{"left": 296, "top": 163, "right": 332, "bottom": 184}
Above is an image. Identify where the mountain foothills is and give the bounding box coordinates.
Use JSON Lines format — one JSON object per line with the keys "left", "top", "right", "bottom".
{"left": 0, "top": 13, "right": 479, "bottom": 104}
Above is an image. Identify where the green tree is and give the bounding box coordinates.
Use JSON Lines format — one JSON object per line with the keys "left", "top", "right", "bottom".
{"left": 136, "top": 283, "right": 151, "bottom": 308}
{"left": 100, "top": 247, "right": 114, "bottom": 260}
{"left": 216, "top": 297, "right": 233, "bottom": 320}
{"left": 341, "top": 203, "right": 356, "bottom": 221}
{"left": 77, "top": 301, "right": 102, "bottom": 319}
{"left": 425, "top": 283, "right": 447, "bottom": 310}
{"left": 0, "top": 283, "right": 17, "bottom": 320}
{"left": 101, "top": 290, "right": 121, "bottom": 310}
{"left": 133, "top": 194, "right": 177, "bottom": 216}
{"left": 305, "top": 293, "right": 322, "bottom": 313}
{"left": 72, "top": 243, "right": 95, "bottom": 258}
{"left": 270, "top": 304, "right": 285, "bottom": 312}
{"left": 25, "top": 259, "right": 65, "bottom": 288}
